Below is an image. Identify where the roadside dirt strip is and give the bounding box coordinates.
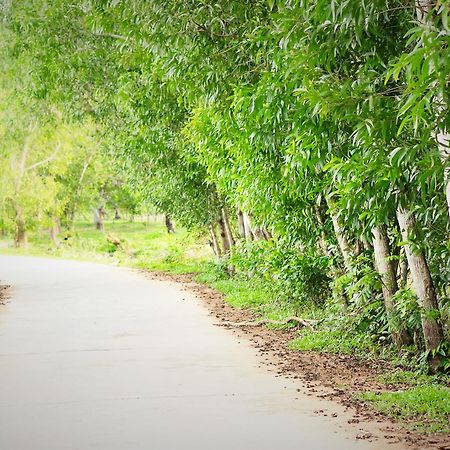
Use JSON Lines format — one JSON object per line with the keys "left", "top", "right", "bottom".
{"left": 145, "top": 270, "right": 450, "bottom": 450}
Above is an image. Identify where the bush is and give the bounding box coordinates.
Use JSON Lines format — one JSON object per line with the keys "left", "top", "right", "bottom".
{"left": 230, "top": 239, "right": 332, "bottom": 312}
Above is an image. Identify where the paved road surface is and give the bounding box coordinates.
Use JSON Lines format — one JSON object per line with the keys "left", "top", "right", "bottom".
{"left": 0, "top": 256, "right": 406, "bottom": 450}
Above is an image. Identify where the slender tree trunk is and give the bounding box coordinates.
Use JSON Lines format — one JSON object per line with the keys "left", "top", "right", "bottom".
{"left": 50, "top": 217, "right": 61, "bottom": 246}
{"left": 396, "top": 207, "right": 444, "bottom": 370}
{"left": 372, "top": 225, "right": 411, "bottom": 347}
{"left": 237, "top": 209, "right": 246, "bottom": 239}
{"left": 14, "top": 213, "right": 27, "bottom": 248}
{"left": 398, "top": 248, "right": 408, "bottom": 288}
{"left": 218, "top": 216, "right": 231, "bottom": 254}
{"left": 164, "top": 214, "right": 175, "bottom": 233}
{"left": 314, "top": 206, "right": 331, "bottom": 257}
{"left": 209, "top": 224, "right": 222, "bottom": 258}
{"left": 261, "top": 228, "right": 272, "bottom": 241}
{"left": 253, "top": 228, "right": 267, "bottom": 240}
{"left": 93, "top": 208, "right": 104, "bottom": 231}
{"left": 242, "top": 212, "right": 255, "bottom": 241}
{"left": 221, "top": 207, "right": 235, "bottom": 251}
{"left": 328, "top": 204, "right": 352, "bottom": 271}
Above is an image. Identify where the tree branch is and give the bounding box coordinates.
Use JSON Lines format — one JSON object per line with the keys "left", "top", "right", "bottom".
{"left": 25, "top": 145, "right": 61, "bottom": 171}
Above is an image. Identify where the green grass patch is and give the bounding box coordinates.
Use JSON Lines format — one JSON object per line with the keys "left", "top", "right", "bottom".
{"left": 195, "top": 270, "right": 273, "bottom": 310}
{"left": 377, "top": 369, "right": 448, "bottom": 387}
{"left": 0, "top": 219, "right": 212, "bottom": 272}
{"left": 360, "top": 385, "right": 450, "bottom": 433}
{"left": 289, "top": 329, "right": 376, "bottom": 355}
{"left": 195, "top": 268, "right": 304, "bottom": 328}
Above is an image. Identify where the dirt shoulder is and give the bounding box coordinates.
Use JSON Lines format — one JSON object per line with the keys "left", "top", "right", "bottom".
{"left": 144, "top": 270, "right": 450, "bottom": 450}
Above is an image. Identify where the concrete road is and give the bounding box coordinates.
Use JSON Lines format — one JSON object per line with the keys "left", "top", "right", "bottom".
{"left": 0, "top": 256, "right": 406, "bottom": 450}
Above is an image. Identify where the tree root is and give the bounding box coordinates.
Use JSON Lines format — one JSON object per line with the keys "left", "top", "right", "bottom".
{"left": 217, "top": 316, "right": 315, "bottom": 330}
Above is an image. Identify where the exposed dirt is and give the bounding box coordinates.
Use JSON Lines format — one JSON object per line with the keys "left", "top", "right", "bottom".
{"left": 144, "top": 270, "right": 450, "bottom": 450}
{"left": 0, "top": 284, "right": 9, "bottom": 306}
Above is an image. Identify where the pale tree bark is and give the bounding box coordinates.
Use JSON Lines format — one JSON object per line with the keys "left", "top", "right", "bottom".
{"left": 396, "top": 207, "right": 444, "bottom": 370}
{"left": 328, "top": 204, "right": 353, "bottom": 271}
{"left": 415, "top": 0, "right": 450, "bottom": 217}
{"left": 12, "top": 140, "right": 29, "bottom": 247}
{"left": 208, "top": 223, "right": 222, "bottom": 258}
{"left": 93, "top": 207, "right": 105, "bottom": 231}
{"left": 237, "top": 209, "right": 246, "bottom": 239}
{"left": 253, "top": 227, "right": 267, "bottom": 240}
{"left": 50, "top": 217, "right": 61, "bottom": 246}
{"left": 221, "top": 207, "right": 235, "bottom": 251}
{"left": 218, "top": 216, "right": 231, "bottom": 254}
{"left": 11, "top": 127, "right": 58, "bottom": 246}
{"left": 372, "top": 225, "right": 411, "bottom": 347}
{"left": 242, "top": 212, "right": 255, "bottom": 241}
{"left": 261, "top": 228, "right": 272, "bottom": 241}
{"left": 14, "top": 209, "right": 27, "bottom": 248}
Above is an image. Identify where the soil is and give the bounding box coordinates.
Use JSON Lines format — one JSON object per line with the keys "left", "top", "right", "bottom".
{"left": 144, "top": 270, "right": 450, "bottom": 450}
{"left": 0, "top": 284, "right": 9, "bottom": 306}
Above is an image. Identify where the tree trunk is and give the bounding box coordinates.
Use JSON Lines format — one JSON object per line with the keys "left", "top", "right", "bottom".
{"left": 209, "top": 224, "right": 222, "bottom": 258}
{"left": 242, "top": 212, "right": 255, "bottom": 241}
{"left": 253, "top": 227, "right": 267, "bottom": 240}
{"left": 314, "top": 206, "right": 331, "bottom": 257}
{"left": 237, "top": 209, "right": 246, "bottom": 239}
{"left": 328, "top": 204, "right": 352, "bottom": 271}
{"left": 14, "top": 215, "right": 27, "bottom": 248}
{"left": 68, "top": 156, "right": 93, "bottom": 230}
{"left": 93, "top": 208, "right": 104, "bottom": 231}
{"left": 164, "top": 214, "right": 175, "bottom": 233}
{"left": 218, "top": 216, "right": 231, "bottom": 254}
{"left": 221, "top": 207, "right": 235, "bottom": 251}
{"left": 261, "top": 228, "right": 272, "bottom": 241}
{"left": 396, "top": 207, "right": 444, "bottom": 370}
{"left": 372, "top": 225, "right": 411, "bottom": 347}
{"left": 50, "top": 217, "right": 61, "bottom": 246}
{"left": 398, "top": 248, "right": 408, "bottom": 288}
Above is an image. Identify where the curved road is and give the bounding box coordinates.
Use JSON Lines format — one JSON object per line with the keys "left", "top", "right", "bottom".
{"left": 0, "top": 256, "right": 406, "bottom": 450}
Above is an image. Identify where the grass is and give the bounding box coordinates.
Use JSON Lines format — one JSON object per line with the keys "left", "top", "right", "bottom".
{"left": 289, "top": 329, "right": 377, "bottom": 355}
{"left": 364, "top": 368, "right": 450, "bottom": 433}
{"left": 1, "top": 219, "right": 450, "bottom": 434}
{"left": 360, "top": 385, "right": 450, "bottom": 433}
{"left": 0, "top": 218, "right": 211, "bottom": 273}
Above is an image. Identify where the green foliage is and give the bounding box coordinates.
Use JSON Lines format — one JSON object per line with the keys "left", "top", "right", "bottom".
{"left": 231, "top": 240, "right": 332, "bottom": 311}
{"left": 290, "top": 329, "right": 377, "bottom": 355}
